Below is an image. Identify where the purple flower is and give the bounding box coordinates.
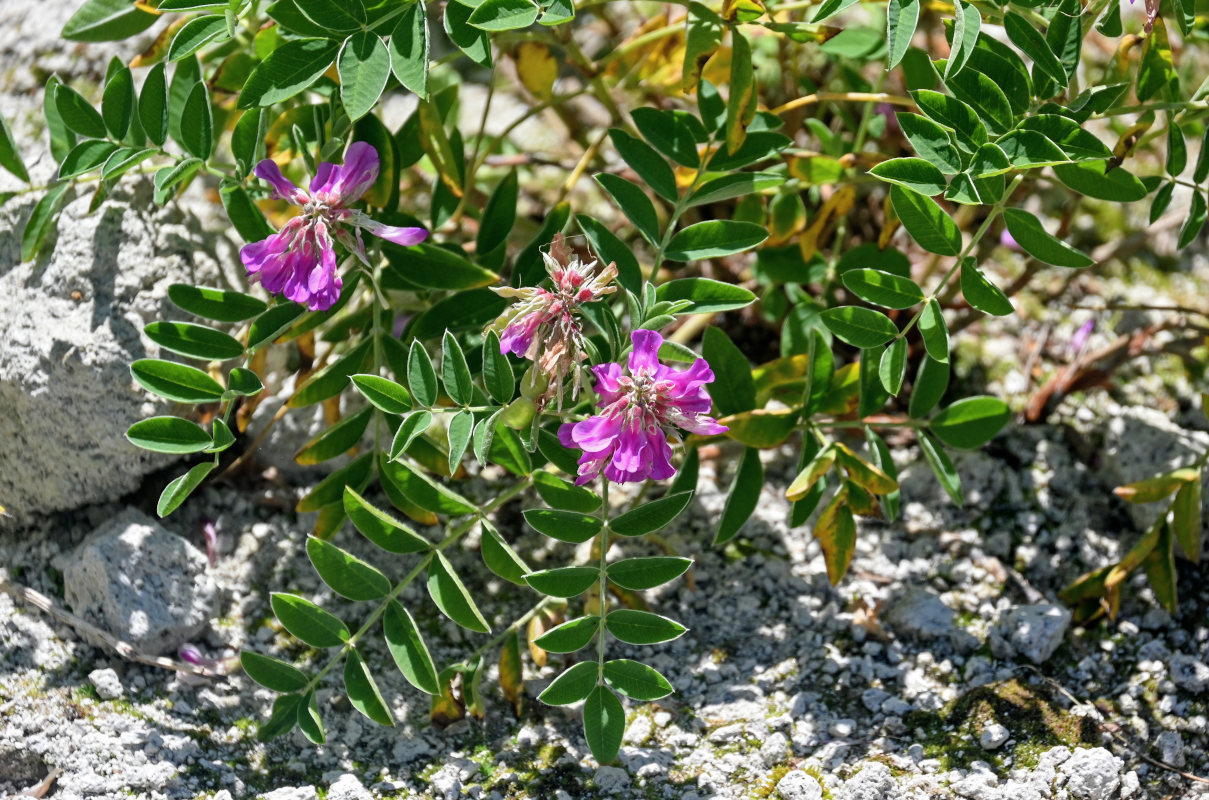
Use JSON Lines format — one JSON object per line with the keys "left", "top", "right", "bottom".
{"left": 488, "top": 233, "right": 617, "bottom": 408}
{"left": 240, "top": 143, "right": 428, "bottom": 311}
{"left": 558, "top": 330, "right": 728, "bottom": 485}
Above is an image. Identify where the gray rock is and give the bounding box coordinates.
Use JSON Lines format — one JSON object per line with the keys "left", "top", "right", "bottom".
{"left": 979, "top": 723, "right": 1010, "bottom": 750}
{"left": 1059, "top": 747, "right": 1122, "bottom": 800}
{"left": 259, "top": 788, "right": 320, "bottom": 800}
{"left": 0, "top": 185, "right": 233, "bottom": 523}
{"left": 1154, "top": 729, "right": 1186, "bottom": 768}
{"left": 990, "top": 604, "right": 1070, "bottom": 664}
{"left": 0, "top": 745, "right": 47, "bottom": 783}
{"left": 61, "top": 508, "right": 217, "bottom": 654}
{"left": 835, "top": 763, "right": 902, "bottom": 800}
{"left": 327, "top": 774, "right": 372, "bottom": 800}
{"left": 593, "top": 766, "right": 630, "bottom": 794}
{"left": 776, "top": 770, "right": 823, "bottom": 800}
{"left": 1169, "top": 653, "right": 1209, "bottom": 693}
{"left": 885, "top": 587, "right": 954, "bottom": 641}
{"left": 87, "top": 667, "right": 123, "bottom": 700}
{"left": 760, "top": 732, "right": 789, "bottom": 767}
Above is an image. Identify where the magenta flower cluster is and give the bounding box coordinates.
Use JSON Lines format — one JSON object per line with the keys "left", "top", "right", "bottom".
{"left": 559, "top": 330, "right": 728, "bottom": 485}
{"left": 240, "top": 143, "right": 427, "bottom": 311}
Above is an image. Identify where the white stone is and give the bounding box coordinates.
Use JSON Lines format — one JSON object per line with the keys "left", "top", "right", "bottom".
{"left": 1169, "top": 654, "right": 1209, "bottom": 693}
{"left": 259, "top": 788, "right": 319, "bottom": 800}
{"left": 1059, "top": 747, "right": 1122, "bottom": 800}
{"left": 990, "top": 604, "right": 1071, "bottom": 664}
{"left": 979, "top": 723, "right": 1010, "bottom": 751}
{"left": 326, "top": 774, "right": 373, "bottom": 800}
{"left": 835, "top": 763, "right": 902, "bottom": 800}
{"left": 775, "top": 770, "right": 823, "bottom": 800}
{"left": 87, "top": 668, "right": 123, "bottom": 701}
{"left": 593, "top": 765, "right": 630, "bottom": 794}
{"left": 61, "top": 508, "right": 217, "bottom": 654}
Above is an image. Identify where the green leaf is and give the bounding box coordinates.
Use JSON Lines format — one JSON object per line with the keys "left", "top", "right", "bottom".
{"left": 306, "top": 536, "right": 391, "bottom": 601}
{"left": 338, "top": 33, "right": 391, "bottom": 123}
{"left": 257, "top": 694, "right": 302, "bottom": 742}
{"left": 859, "top": 346, "right": 890, "bottom": 417}
{"left": 295, "top": 0, "right": 365, "bottom": 31}
{"left": 144, "top": 321, "right": 244, "bottom": 361}
{"left": 168, "top": 15, "right": 229, "bottom": 62}
{"left": 444, "top": 0, "right": 492, "bottom": 67}
{"left": 447, "top": 408, "right": 474, "bottom": 473}
{"left": 297, "top": 453, "right": 373, "bottom": 513}
{"left": 603, "top": 659, "right": 674, "bottom": 701}
{"left": 224, "top": 368, "right": 263, "bottom": 399}
{"left": 223, "top": 185, "right": 276, "bottom": 242}
{"left": 1178, "top": 191, "right": 1207, "bottom": 250}
{"left": 886, "top": 0, "right": 920, "bottom": 69}
{"left": 909, "top": 354, "right": 949, "bottom": 418}
{"left": 664, "top": 220, "right": 768, "bottom": 261}
{"left": 522, "top": 509, "right": 602, "bottom": 548}
{"left": 157, "top": 461, "right": 216, "bottom": 517}
{"left": 524, "top": 566, "right": 600, "bottom": 597}
{"left": 943, "top": 68, "right": 1012, "bottom": 137}
{"left": 20, "top": 182, "right": 70, "bottom": 262}
{"left": 480, "top": 519, "right": 531, "bottom": 585}
{"left": 532, "top": 473, "right": 600, "bottom": 513}
{"left": 605, "top": 609, "right": 687, "bottom": 644}
{"left": 715, "top": 447, "right": 763, "bottom": 544}
{"left": 1167, "top": 123, "right": 1187, "bottom": 177}
{"left": 539, "top": 0, "right": 575, "bottom": 25}
{"left": 428, "top": 551, "right": 491, "bottom": 633}
{"left": 344, "top": 649, "right": 394, "bottom": 726}
{"left": 609, "top": 491, "right": 695, "bottom": 538}
{"left": 239, "top": 38, "right": 341, "bottom": 108}
{"left": 725, "top": 31, "right": 755, "bottom": 154}
{"left": 841, "top": 269, "right": 924, "bottom": 310}
{"left": 381, "top": 459, "right": 477, "bottom": 515}
{"left": 919, "top": 430, "right": 962, "bottom": 505}
{"left": 959, "top": 259, "right": 1013, "bottom": 315}
{"left": 584, "top": 686, "right": 624, "bottom": 764}
{"left": 58, "top": 140, "right": 118, "bottom": 179}
{"left": 246, "top": 301, "right": 306, "bottom": 349}
{"left": 101, "top": 146, "right": 156, "bottom": 182}
{"left": 870, "top": 157, "right": 946, "bottom": 196}
{"left": 382, "top": 243, "right": 498, "bottom": 292}
{"left": 910, "top": 90, "right": 986, "bottom": 153}
{"left": 441, "top": 332, "right": 473, "bottom": 406}
{"left": 383, "top": 600, "right": 441, "bottom": 695}
{"left": 407, "top": 340, "right": 439, "bottom": 407}
{"left": 170, "top": 284, "right": 267, "bottom": 323}
{"left": 54, "top": 84, "right": 106, "bottom": 139}
{"left": 576, "top": 214, "right": 642, "bottom": 295}
{"left": 43, "top": 77, "right": 76, "bottom": 163}
{"left": 879, "top": 337, "right": 908, "bottom": 395}
{"left": 1172, "top": 478, "right": 1201, "bottom": 563}
{"left": 126, "top": 416, "right": 212, "bottom": 454}
{"left": 609, "top": 128, "right": 678, "bottom": 203}
{"left": 350, "top": 374, "right": 412, "bottom": 414}
{"left": 389, "top": 410, "right": 435, "bottom": 461}
{"left": 477, "top": 170, "right": 518, "bottom": 255}
{"left": 702, "top": 327, "right": 755, "bottom": 417}
{"left": 655, "top": 278, "right": 757, "bottom": 314}
{"left": 918, "top": 298, "right": 949, "bottom": 363}
{"left": 270, "top": 593, "right": 350, "bottom": 648}
{"left": 482, "top": 332, "right": 515, "bottom": 404}
{"left": 632, "top": 107, "right": 700, "bottom": 168}
{"left": 1002, "top": 208, "right": 1093, "bottom": 268}
{"left": 241, "top": 651, "right": 309, "bottom": 693}
{"left": 62, "top": 0, "right": 157, "bottom": 41}
{"left": 688, "top": 172, "right": 783, "bottom": 207}
{"left": 1003, "top": 12, "right": 1066, "bottom": 86}
{"left": 1150, "top": 181, "right": 1175, "bottom": 224}
{"left": 929, "top": 396, "right": 1009, "bottom": 449}
{"left": 595, "top": 174, "right": 660, "bottom": 246}
{"left": 1052, "top": 160, "right": 1147, "bottom": 203}
{"left": 608, "top": 557, "right": 692, "bottom": 591}
{"left": 290, "top": 339, "right": 375, "bottom": 408}
{"left": 344, "top": 486, "right": 432, "bottom": 554}
{"left": 390, "top": 0, "right": 429, "bottom": 98}
{"left": 897, "top": 114, "right": 962, "bottom": 175}
{"left": 297, "top": 691, "right": 325, "bottom": 744}
{"left": 683, "top": 5, "right": 724, "bottom": 90}
{"left": 539, "top": 661, "right": 598, "bottom": 705}
{"left": 534, "top": 616, "right": 600, "bottom": 653}
{"left": 890, "top": 185, "right": 961, "bottom": 256}
{"left": 820, "top": 306, "right": 898, "bottom": 348}
{"left": 945, "top": 0, "right": 980, "bottom": 78}
{"left": 153, "top": 159, "right": 202, "bottom": 204}
{"left": 812, "top": 0, "right": 860, "bottom": 22}
{"left": 101, "top": 66, "right": 134, "bottom": 140}
{"left": 468, "top": 0, "right": 539, "bottom": 29}
{"left": 130, "top": 359, "right": 225, "bottom": 404}
{"left": 996, "top": 130, "right": 1069, "bottom": 169}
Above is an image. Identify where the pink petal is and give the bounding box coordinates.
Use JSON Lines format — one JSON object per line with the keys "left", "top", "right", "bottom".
{"left": 628, "top": 330, "right": 663, "bottom": 375}
{"left": 359, "top": 220, "right": 429, "bottom": 246}
{"left": 253, "top": 159, "right": 308, "bottom": 205}
{"left": 310, "top": 161, "right": 337, "bottom": 194}
{"left": 328, "top": 142, "right": 380, "bottom": 203}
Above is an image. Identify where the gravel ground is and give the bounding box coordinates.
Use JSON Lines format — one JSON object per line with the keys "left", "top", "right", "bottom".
{"left": 2, "top": 407, "right": 1209, "bottom": 799}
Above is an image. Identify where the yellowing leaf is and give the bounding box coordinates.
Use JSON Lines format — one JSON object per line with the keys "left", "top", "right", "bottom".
{"left": 814, "top": 490, "right": 856, "bottom": 585}
{"left": 515, "top": 42, "right": 557, "bottom": 101}
{"left": 834, "top": 443, "right": 898, "bottom": 495}
{"left": 717, "top": 407, "right": 799, "bottom": 448}
{"left": 499, "top": 630, "right": 524, "bottom": 716}
{"left": 786, "top": 445, "right": 836, "bottom": 501}
{"left": 1113, "top": 468, "right": 1197, "bottom": 503}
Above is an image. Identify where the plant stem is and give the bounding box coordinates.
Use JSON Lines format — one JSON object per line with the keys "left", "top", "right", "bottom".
{"left": 596, "top": 479, "right": 610, "bottom": 681}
